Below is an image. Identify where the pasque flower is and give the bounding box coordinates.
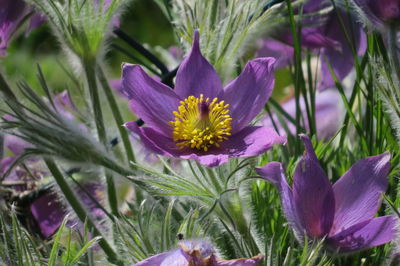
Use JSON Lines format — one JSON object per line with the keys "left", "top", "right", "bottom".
{"left": 258, "top": 0, "right": 366, "bottom": 90}
{"left": 352, "top": 0, "right": 400, "bottom": 29}
{"left": 122, "top": 30, "right": 286, "bottom": 167}
{"left": 256, "top": 135, "right": 397, "bottom": 253}
{"left": 135, "top": 239, "right": 263, "bottom": 265}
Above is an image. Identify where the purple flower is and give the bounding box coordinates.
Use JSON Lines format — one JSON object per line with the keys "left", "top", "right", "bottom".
{"left": 121, "top": 30, "right": 286, "bottom": 167}
{"left": 256, "top": 135, "right": 397, "bottom": 253}
{"left": 258, "top": 3, "right": 366, "bottom": 90}
{"left": 262, "top": 89, "right": 343, "bottom": 140}
{"left": 353, "top": 0, "right": 400, "bottom": 28}
{"left": 0, "top": 0, "right": 44, "bottom": 57}
{"left": 135, "top": 239, "right": 263, "bottom": 265}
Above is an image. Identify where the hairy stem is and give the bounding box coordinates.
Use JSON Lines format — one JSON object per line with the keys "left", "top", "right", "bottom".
{"left": 96, "top": 65, "right": 136, "bottom": 164}
{"left": 83, "top": 59, "right": 119, "bottom": 217}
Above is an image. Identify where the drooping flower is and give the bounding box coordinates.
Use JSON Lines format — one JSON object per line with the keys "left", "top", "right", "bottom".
{"left": 0, "top": 0, "right": 45, "bottom": 57}
{"left": 258, "top": 1, "right": 366, "bottom": 90}
{"left": 352, "top": 0, "right": 400, "bottom": 29}
{"left": 135, "top": 239, "right": 263, "bottom": 265}
{"left": 262, "top": 89, "right": 343, "bottom": 140}
{"left": 121, "top": 30, "right": 286, "bottom": 167}
{"left": 256, "top": 135, "right": 397, "bottom": 253}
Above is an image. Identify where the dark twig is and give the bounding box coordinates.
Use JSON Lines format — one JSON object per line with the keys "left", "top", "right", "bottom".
{"left": 113, "top": 28, "right": 170, "bottom": 75}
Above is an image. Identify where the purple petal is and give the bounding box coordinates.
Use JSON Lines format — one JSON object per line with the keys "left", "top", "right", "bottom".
{"left": 30, "top": 192, "right": 67, "bottom": 238}
{"left": 353, "top": 0, "right": 400, "bottom": 27}
{"left": 135, "top": 249, "right": 187, "bottom": 266}
{"left": 54, "top": 90, "right": 77, "bottom": 120}
{"left": 121, "top": 64, "right": 180, "bottom": 136}
{"left": 318, "top": 11, "right": 366, "bottom": 90}
{"left": 257, "top": 39, "right": 294, "bottom": 69}
{"left": 4, "top": 134, "right": 32, "bottom": 155}
{"left": 303, "top": 0, "right": 330, "bottom": 13}
{"left": 175, "top": 30, "right": 223, "bottom": 99}
{"left": 280, "top": 28, "right": 340, "bottom": 51}
{"left": 219, "top": 126, "right": 286, "bottom": 157}
{"left": 256, "top": 162, "right": 303, "bottom": 238}
{"left": 292, "top": 135, "right": 335, "bottom": 238}
{"left": 0, "top": 0, "right": 29, "bottom": 56}
{"left": 327, "top": 215, "right": 397, "bottom": 253}
{"left": 330, "top": 152, "right": 391, "bottom": 235}
{"left": 26, "top": 13, "right": 46, "bottom": 35}
{"left": 0, "top": 156, "right": 16, "bottom": 176}
{"left": 299, "top": 134, "right": 318, "bottom": 162}
{"left": 223, "top": 58, "right": 276, "bottom": 132}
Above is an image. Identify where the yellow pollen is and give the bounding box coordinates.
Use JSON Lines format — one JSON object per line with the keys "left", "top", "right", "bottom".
{"left": 169, "top": 94, "right": 232, "bottom": 151}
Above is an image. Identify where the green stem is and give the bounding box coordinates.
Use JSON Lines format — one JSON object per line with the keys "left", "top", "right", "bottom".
{"left": 96, "top": 65, "right": 136, "bottom": 164}
{"left": 83, "top": 59, "right": 107, "bottom": 145}
{"left": 44, "top": 159, "right": 122, "bottom": 265}
{"left": 82, "top": 59, "right": 119, "bottom": 218}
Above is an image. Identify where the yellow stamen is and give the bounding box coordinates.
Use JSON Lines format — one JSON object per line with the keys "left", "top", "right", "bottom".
{"left": 169, "top": 94, "right": 232, "bottom": 151}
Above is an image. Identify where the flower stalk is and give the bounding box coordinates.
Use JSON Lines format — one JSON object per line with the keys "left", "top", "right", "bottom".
{"left": 96, "top": 64, "right": 135, "bottom": 164}
{"left": 82, "top": 58, "right": 119, "bottom": 217}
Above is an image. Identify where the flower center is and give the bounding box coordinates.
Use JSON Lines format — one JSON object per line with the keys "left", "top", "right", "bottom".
{"left": 170, "top": 94, "right": 232, "bottom": 151}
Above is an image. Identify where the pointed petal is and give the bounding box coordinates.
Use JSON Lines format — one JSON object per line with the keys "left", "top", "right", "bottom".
{"left": 292, "top": 135, "right": 335, "bottom": 238}
{"left": 223, "top": 58, "right": 276, "bottom": 132}
{"left": 299, "top": 134, "right": 318, "bottom": 161}
{"left": 174, "top": 30, "right": 222, "bottom": 99}
{"left": 256, "top": 162, "right": 303, "bottom": 238}
{"left": 221, "top": 126, "right": 286, "bottom": 157}
{"left": 330, "top": 152, "right": 390, "bottom": 235}
{"left": 327, "top": 215, "right": 397, "bottom": 253}
{"left": 121, "top": 64, "right": 180, "bottom": 136}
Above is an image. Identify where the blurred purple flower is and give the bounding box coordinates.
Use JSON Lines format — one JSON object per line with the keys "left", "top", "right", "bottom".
{"left": 135, "top": 239, "right": 263, "bottom": 265}
{"left": 353, "top": 0, "right": 400, "bottom": 28}
{"left": 0, "top": 92, "right": 105, "bottom": 238}
{"left": 262, "top": 89, "right": 343, "bottom": 140}
{"left": 121, "top": 30, "right": 286, "bottom": 167}
{"left": 0, "top": 0, "right": 45, "bottom": 57}
{"left": 258, "top": 2, "right": 366, "bottom": 90}
{"left": 256, "top": 135, "right": 397, "bottom": 253}
{"left": 1, "top": 148, "right": 105, "bottom": 237}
